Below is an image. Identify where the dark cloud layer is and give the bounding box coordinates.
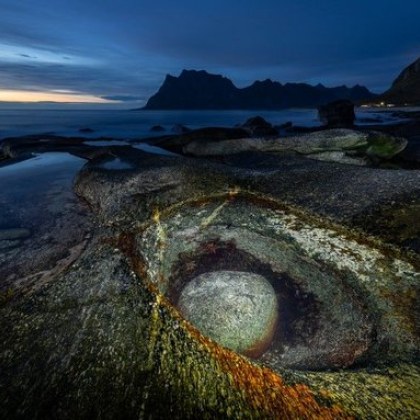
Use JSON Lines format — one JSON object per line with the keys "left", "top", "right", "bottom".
{"left": 0, "top": 0, "right": 419, "bottom": 105}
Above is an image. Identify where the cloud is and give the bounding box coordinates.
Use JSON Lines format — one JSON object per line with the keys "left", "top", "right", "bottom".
{"left": 0, "top": 0, "right": 418, "bottom": 101}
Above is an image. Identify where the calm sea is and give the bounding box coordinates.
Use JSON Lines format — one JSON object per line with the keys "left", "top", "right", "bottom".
{"left": 0, "top": 108, "right": 402, "bottom": 141}
{"left": 0, "top": 109, "right": 318, "bottom": 140}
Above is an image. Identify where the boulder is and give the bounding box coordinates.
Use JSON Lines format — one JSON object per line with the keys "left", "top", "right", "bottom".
{"left": 150, "top": 125, "right": 166, "bottom": 132}
{"left": 178, "top": 271, "right": 278, "bottom": 358}
{"left": 171, "top": 124, "right": 190, "bottom": 134}
{"left": 318, "top": 100, "right": 355, "bottom": 128}
{"left": 241, "top": 116, "right": 278, "bottom": 136}
{"left": 79, "top": 127, "right": 94, "bottom": 133}
{"left": 183, "top": 128, "right": 407, "bottom": 166}
{"left": 277, "top": 121, "right": 293, "bottom": 130}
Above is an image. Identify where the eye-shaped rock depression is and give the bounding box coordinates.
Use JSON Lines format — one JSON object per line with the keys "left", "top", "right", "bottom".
{"left": 131, "top": 192, "right": 418, "bottom": 371}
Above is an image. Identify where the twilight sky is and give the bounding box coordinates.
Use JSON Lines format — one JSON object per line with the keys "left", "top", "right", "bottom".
{"left": 0, "top": 0, "right": 419, "bottom": 107}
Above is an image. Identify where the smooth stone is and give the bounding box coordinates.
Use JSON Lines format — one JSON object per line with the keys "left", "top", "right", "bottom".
{"left": 178, "top": 271, "right": 278, "bottom": 357}
{"left": 0, "top": 228, "right": 31, "bottom": 241}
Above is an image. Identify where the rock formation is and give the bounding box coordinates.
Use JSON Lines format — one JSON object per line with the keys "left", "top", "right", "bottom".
{"left": 318, "top": 100, "right": 355, "bottom": 128}
{"left": 143, "top": 69, "right": 375, "bottom": 110}
{"left": 1, "top": 121, "right": 419, "bottom": 419}
{"left": 183, "top": 128, "right": 407, "bottom": 166}
{"left": 378, "top": 57, "right": 420, "bottom": 105}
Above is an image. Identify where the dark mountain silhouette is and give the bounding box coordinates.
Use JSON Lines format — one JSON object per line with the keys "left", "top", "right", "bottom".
{"left": 142, "top": 70, "right": 376, "bottom": 110}
{"left": 378, "top": 57, "right": 420, "bottom": 105}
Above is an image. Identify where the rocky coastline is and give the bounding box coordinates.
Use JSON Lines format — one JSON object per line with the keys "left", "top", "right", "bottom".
{"left": 1, "top": 107, "right": 419, "bottom": 418}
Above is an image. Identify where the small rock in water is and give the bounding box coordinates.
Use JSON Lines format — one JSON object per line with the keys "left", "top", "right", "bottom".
{"left": 241, "top": 116, "right": 278, "bottom": 137}
{"left": 0, "top": 228, "right": 31, "bottom": 241}
{"left": 178, "top": 271, "right": 278, "bottom": 357}
{"left": 171, "top": 124, "right": 190, "bottom": 134}
{"left": 150, "top": 125, "right": 166, "bottom": 132}
{"left": 318, "top": 100, "right": 355, "bottom": 128}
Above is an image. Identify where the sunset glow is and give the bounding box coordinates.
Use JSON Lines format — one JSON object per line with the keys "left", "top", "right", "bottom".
{"left": 0, "top": 89, "right": 115, "bottom": 103}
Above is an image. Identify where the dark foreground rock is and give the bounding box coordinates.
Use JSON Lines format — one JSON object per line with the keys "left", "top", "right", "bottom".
{"left": 1, "top": 132, "right": 419, "bottom": 418}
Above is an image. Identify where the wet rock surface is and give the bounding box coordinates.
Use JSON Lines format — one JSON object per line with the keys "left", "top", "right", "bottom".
{"left": 1, "top": 118, "right": 420, "bottom": 418}
{"left": 0, "top": 152, "right": 92, "bottom": 296}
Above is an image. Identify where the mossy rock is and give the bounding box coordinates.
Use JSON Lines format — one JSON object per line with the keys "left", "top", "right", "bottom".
{"left": 366, "top": 132, "right": 408, "bottom": 159}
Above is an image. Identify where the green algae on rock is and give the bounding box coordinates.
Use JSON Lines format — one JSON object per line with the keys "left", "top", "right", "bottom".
{"left": 366, "top": 132, "right": 408, "bottom": 159}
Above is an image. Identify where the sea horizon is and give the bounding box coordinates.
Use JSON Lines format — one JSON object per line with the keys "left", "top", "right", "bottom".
{"left": 0, "top": 107, "right": 409, "bottom": 141}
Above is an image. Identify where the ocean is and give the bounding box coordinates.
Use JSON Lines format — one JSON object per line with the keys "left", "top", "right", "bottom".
{"left": 0, "top": 108, "right": 404, "bottom": 141}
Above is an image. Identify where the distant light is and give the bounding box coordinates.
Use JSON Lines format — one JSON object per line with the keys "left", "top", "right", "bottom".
{"left": 0, "top": 89, "right": 117, "bottom": 103}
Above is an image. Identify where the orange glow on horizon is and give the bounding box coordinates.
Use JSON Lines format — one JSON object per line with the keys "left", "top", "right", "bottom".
{"left": 0, "top": 89, "right": 116, "bottom": 103}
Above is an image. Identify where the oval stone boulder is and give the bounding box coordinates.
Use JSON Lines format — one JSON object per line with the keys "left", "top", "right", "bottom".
{"left": 178, "top": 271, "right": 278, "bottom": 358}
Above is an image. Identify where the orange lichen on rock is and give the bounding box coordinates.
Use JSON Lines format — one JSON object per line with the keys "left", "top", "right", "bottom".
{"left": 117, "top": 205, "right": 352, "bottom": 418}
{"left": 159, "top": 288, "right": 351, "bottom": 419}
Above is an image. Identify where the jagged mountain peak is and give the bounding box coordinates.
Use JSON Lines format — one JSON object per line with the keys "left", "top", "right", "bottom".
{"left": 378, "top": 57, "right": 420, "bottom": 105}
{"left": 143, "top": 69, "right": 375, "bottom": 110}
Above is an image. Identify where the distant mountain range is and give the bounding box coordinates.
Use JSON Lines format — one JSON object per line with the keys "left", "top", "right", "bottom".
{"left": 377, "top": 57, "right": 420, "bottom": 105}
{"left": 142, "top": 70, "right": 376, "bottom": 110}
